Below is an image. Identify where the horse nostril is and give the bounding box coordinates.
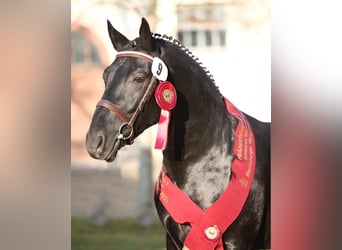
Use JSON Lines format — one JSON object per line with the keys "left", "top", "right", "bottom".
{"left": 96, "top": 134, "right": 105, "bottom": 154}
{"left": 85, "top": 130, "right": 107, "bottom": 159}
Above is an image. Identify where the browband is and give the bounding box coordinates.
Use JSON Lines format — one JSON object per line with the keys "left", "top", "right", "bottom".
{"left": 116, "top": 51, "right": 154, "bottom": 62}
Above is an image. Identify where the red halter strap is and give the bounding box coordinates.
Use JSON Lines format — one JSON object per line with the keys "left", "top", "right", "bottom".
{"left": 96, "top": 51, "right": 157, "bottom": 142}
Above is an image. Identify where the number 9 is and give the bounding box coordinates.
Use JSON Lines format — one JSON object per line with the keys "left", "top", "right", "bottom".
{"left": 156, "top": 63, "right": 163, "bottom": 75}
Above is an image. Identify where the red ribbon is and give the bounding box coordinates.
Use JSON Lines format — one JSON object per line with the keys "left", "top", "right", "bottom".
{"left": 154, "top": 81, "right": 177, "bottom": 150}
{"left": 155, "top": 110, "right": 171, "bottom": 149}
{"left": 155, "top": 98, "right": 256, "bottom": 249}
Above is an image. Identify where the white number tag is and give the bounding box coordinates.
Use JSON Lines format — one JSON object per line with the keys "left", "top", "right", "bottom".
{"left": 151, "top": 57, "right": 168, "bottom": 81}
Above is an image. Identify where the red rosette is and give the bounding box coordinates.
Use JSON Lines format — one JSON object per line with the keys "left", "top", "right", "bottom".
{"left": 155, "top": 81, "right": 177, "bottom": 110}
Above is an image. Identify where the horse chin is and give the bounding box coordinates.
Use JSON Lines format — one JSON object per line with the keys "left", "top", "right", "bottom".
{"left": 105, "top": 138, "right": 123, "bottom": 162}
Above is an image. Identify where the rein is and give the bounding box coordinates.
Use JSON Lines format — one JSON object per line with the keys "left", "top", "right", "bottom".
{"left": 96, "top": 51, "right": 158, "bottom": 144}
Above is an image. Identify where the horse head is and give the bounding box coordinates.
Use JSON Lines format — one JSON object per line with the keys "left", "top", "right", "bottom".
{"left": 86, "top": 18, "right": 160, "bottom": 162}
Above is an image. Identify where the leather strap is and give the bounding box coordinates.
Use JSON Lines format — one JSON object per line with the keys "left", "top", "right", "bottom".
{"left": 116, "top": 51, "right": 154, "bottom": 62}
{"left": 96, "top": 99, "right": 130, "bottom": 123}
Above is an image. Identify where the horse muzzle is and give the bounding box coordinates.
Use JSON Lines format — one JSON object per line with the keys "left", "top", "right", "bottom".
{"left": 85, "top": 129, "right": 123, "bottom": 162}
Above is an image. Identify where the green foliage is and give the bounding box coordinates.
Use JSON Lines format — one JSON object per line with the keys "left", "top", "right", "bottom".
{"left": 72, "top": 217, "right": 165, "bottom": 250}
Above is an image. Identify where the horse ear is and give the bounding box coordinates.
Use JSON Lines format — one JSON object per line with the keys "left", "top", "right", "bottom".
{"left": 107, "top": 20, "right": 129, "bottom": 51}
{"left": 139, "top": 17, "right": 153, "bottom": 52}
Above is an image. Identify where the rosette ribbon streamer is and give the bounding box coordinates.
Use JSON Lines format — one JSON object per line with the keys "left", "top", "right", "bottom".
{"left": 154, "top": 81, "right": 177, "bottom": 150}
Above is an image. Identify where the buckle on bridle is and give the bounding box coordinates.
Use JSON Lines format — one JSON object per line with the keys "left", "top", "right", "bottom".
{"left": 118, "top": 123, "right": 134, "bottom": 143}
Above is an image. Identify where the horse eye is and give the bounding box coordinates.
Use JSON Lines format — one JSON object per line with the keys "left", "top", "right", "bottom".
{"left": 134, "top": 76, "right": 143, "bottom": 83}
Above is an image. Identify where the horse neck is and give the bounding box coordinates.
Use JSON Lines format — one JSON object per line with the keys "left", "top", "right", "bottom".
{"left": 159, "top": 45, "right": 236, "bottom": 186}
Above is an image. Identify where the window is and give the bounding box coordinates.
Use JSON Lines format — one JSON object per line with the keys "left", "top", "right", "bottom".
{"left": 72, "top": 31, "right": 102, "bottom": 65}
{"left": 191, "top": 30, "right": 197, "bottom": 47}
{"left": 178, "top": 29, "right": 226, "bottom": 48}
{"left": 177, "top": 3, "right": 227, "bottom": 48}
{"left": 219, "top": 30, "right": 226, "bottom": 46}
{"left": 205, "top": 30, "right": 212, "bottom": 46}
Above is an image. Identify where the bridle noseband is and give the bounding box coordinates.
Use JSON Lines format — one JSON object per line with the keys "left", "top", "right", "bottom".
{"left": 96, "top": 51, "right": 158, "bottom": 144}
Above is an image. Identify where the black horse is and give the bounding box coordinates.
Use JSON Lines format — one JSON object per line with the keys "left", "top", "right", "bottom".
{"left": 86, "top": 18, "right": 270, "bottom": 250}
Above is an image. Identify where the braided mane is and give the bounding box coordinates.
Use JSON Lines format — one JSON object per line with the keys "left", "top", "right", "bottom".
{"left": 152, "top": 33, "right": 221, "bottom": 96}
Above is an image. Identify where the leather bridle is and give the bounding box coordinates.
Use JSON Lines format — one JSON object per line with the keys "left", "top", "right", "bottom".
{"left": 96, "top": 51, "right": 159, "bottom": 144}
